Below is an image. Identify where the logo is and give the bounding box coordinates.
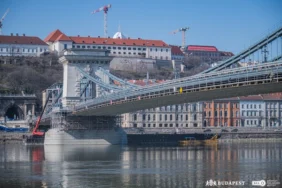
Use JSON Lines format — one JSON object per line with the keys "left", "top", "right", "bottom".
{"left": 252, "top": 180, "right": 266, "bottom": 187}
{"left": 205, "top": 179, "right": 245, "bottom": 186}
{"left": 206, "top": 179, "right": 217, "bottom": 186}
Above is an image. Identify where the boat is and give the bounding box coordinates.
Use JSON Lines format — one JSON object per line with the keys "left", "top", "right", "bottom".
{"left": 179, "top": 134, "right": 219, "bottom": 146}
{"left": 127, "top": 133, "right": 220, "bottom": 146}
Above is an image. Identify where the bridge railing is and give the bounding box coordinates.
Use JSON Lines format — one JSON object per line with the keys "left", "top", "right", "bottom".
{"left": 202, "top": 23, "right": 282, "bottom": 73}
{"left": 74, "top": 60, "right": 282, "bottom": 112}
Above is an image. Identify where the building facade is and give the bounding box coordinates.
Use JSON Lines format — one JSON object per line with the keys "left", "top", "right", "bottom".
{"left": 0, "top": 34, "right": 48, "bottom": 57}
{"left": 263, "top": 94, "right": 282, "bottom": 127}
{"left": 186, "top": 45, "right": 234, "bottom": 63}
{"left": 170, "top": 45, "right": 184, "bottom": 62}
{"left": 122, "top": 102, "right": 203, "bottom": 128}
{"left": 45, "top": 29, "right": 172, "bottom": 60}
{"left": 239, "top": 96, "right": 265, "bottom": 127}
{"left": 203, "top": 98, "right": 240, "bottom": 127}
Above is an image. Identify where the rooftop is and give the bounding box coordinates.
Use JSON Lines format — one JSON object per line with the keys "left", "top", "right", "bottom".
{"left": 0, "top": 35, "right": 47, "bottom": 45}
{"left": 187, "top": 45, "right": 218, "bottom": 52}
{"left": 170, "top": 45, "right": 184, "bottom": 56}
{"left": 45, "top": 29, "right": 169, "bottom": 47}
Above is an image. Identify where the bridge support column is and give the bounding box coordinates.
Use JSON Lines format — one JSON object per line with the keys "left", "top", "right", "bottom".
{"left": 44, "top": 113, "right": 126, "bottom": 145}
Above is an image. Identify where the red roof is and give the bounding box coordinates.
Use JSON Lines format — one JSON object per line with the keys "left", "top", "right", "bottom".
{"left": 170, "top": 45, "right": 184, "bottom": 56}
{"left": 44, "top": 29, "right": 72, "bottom": 42}
{"left": 0, "top": 35, "right": 47, "bottom": 45}
{"left": 239, "top": 95, "right": 263, "bottom": 100}
{"left": 45, "top": 29, "right": 169, "bottom": 47}
{"left": 262, "top": 93, "right": 282, "bottom": 100}
{"left": 187, "top": 45, "right": 218, "bottom": 52}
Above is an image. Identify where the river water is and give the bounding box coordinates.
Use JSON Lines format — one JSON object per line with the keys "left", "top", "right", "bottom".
{"left": 0, "top": 142, "right": 281, "bottom": 188}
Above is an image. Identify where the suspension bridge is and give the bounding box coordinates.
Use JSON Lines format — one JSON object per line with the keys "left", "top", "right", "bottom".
{"left": 38, "top": 24, "right": 282, "bottom": 145}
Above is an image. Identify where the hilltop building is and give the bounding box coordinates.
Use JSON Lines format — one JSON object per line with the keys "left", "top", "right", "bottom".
{"left": 170, "top": 45, "right": 185, "bottom": 62}
{"left": 186, "top": 45, "right": 234, "bottom": 63}
{"left": 44, "top": 29, "right": 172, "bottom": 60}
{"left": 0, "top": 33, "right": 48, "bottom": 57}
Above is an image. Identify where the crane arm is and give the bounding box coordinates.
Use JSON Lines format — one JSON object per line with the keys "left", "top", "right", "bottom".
{"left": 91, "top": 7, "right": 104, "bottom": 14}
{"left": 1, "top": 8, "right": 9, "bottom": 22}
{"left": 170, "top": 29, "right": 179, "bottom": 34}
{"left": 91, "top": 4, "right": 111, "bottom": 14}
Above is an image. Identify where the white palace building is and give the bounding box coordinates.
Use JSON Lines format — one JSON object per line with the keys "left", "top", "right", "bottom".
{"left": 44, "top": 29, "right": 172, "bottom": 60}
{"left": 0, "top": 33, "right": 48, "bottom": 57}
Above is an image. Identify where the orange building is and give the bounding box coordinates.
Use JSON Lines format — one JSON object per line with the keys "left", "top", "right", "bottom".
{"left": 203, "top": 97, "right": 240, "bottom": 127}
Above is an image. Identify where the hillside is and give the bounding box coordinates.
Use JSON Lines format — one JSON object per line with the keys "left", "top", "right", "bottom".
{"left": 0, "top": 55, "right": 63, "bottom": 105}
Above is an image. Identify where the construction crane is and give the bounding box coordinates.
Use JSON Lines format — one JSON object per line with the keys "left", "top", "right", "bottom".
{"left": 170, "top": 27, "right": 189, "bottom": 51}
{"left": 0, "top": 8, "right": 9, "bottom": 35}
{"left": 91, "top": 4, "right": 111, "bottom": 38}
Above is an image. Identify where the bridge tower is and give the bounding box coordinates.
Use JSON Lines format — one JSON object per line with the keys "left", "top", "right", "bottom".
{"left": 59, "top": 49, "right": 113, "bottom": 108}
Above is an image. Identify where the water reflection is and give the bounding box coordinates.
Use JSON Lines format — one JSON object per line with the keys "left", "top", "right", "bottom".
{"left": 0, "top": 142, "right": 281, "bottom": 188}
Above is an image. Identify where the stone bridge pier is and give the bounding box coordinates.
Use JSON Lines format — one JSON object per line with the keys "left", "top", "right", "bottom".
{"left": 44, "top": 111, "right": 126, "bottom": 145}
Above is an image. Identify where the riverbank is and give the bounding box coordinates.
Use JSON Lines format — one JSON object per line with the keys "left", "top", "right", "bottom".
{"left": 0, "top": 132, "right": 31, "bottom": 144}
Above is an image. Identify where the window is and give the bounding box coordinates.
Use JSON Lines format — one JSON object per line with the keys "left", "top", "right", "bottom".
{"left": 186, "top": 115, "right": 188, "bottom": 121}
{"left": 193, "top": 114, "right": 197, "bottom": 121}
{"left": 143, "top": 48, "right": 146, "bottom": 51}
{"left": 123, "top": 52, "right": 126, "bottom": 54}
{"left": 155, "top": 48, "right": 157, "bottom": 52}
{"left": 82, "top": 46, "right": 85, "bottom": 49}
{"left": 153, "top": 124, "right": 156, "bottom": 127}
{"left": 108, "top": 47, "right": 111, "bottom": 49}
{"left": 118, "top": 47, "right": 121, "bottom": 50}
{"left": 138, "top": 48, "right": 141, "bottom": 50}
{"left": 161, "top": 49, "right": 163, "bottom": 52}
{"left": 159, "top": 124, "right": 162, "bottom": 127}
{"left": 133, "top": 48, "right": 136, "bottom": 50}
{"left": 113, "top": 47, "right": 116, "bottom": 49}
{"left": 170, "top": 124, "right": 173, "bottom": 127}
{"left": 128, "top": 47, "right": 131, "bottom": 50}
{"left": 134, "top": 114, "right": 137, "bottom": 121}
{"left": 186, "top": 124, "right": 188, "bottom": 127}
{"left": 159, "top": 115, "right": 162, "bottom": 121}
{"left": 118, "top": 52, "right": 121, "bottom": 54}
{"left": 224, "top": 111, "right": 227, "bottom": 117}
{"left": 166, "top": 49, "right": 168, "bottom": 52}
{"left": 143, "top": 114, "right": 146, "bottom": 121}
{"left": 123, "top": 47, "right": 126, "bottom": 50}
{"left": 150, "top": 48, "right": 152, "bottom": 51}
{"left": 148, "top": 124, "right": 151, "bottom": 127}
{"left": 103, "top": 46, "right": 106, "bottom": 49}
{"left": 242, "top": 104, "right": 244, "bottom": 109}
{"left": 97, "top": 46, "right": 101, "bottom": 49}
{"left": 165, "top": 115, "right": 167, "bottom": 121}
{"left": 164, "top": 124, "right": 168, "bottom": 127}
{"left": 143, "top": 124, "right": 146, "bottom": 127}
{"left": 148, "top": 115, "right": 150, "bottom": 121}
{"left": 92, "top": 46, "right": 96, "bottom": 49}
{"left": 170, "top": 114, "right": 172, "bottom": 121}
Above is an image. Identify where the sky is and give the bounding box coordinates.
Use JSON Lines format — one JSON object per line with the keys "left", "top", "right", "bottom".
{"left": 0, "top": 0, "right": 281, "bottom": 54}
